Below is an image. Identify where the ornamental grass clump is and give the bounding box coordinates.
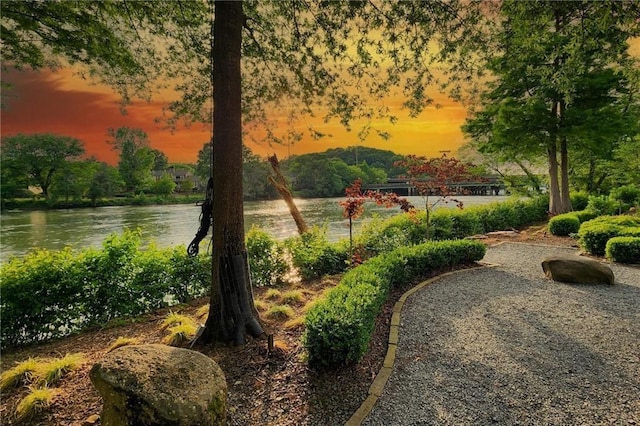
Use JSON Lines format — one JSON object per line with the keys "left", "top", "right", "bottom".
{"left": 33, "top": 353, "right": 84, "bottom": 386}
{"left": 0, "top": 358, "right": 39, "bottom": 391}
{"left": 265, "top": 304, "right": 296, "bottom": 321}
{"left": 163, "top": 323, "right": 198, "bottom": 346}
{"left": 107, "top": 337, "right": 140, "bottom": 353}
{"left": 15, "top": 387, "right": 58, "bottom": 421}
{"left": 280, "top": 290, "right": 305, "bottom": 305}
{"left": 160, "top": 312, "right": 198, "bottom": 346}
{"left": 160, "top": 312, "right": 196, "bottom": 330}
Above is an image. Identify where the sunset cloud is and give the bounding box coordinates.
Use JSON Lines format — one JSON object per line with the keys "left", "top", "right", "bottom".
{"left": 1, "top": 66, "right": 468, "bottom": 164}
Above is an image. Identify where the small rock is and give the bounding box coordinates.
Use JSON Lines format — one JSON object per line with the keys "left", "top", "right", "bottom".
{"left": 82, "top": 414, "right": 100, "bottom": 426}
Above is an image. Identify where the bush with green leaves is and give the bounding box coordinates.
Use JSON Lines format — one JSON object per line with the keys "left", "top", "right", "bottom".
{"left": 609, "top": 185, "right": 640, "bottom": 212}
{"left": 570, "top": 192, "right": 590, "bottom": 211}
{"left": 355, "top": 213, "right": 426, "bottom": 257}
{"left": 606, "top": 236, "right": 640, "bottom": 264}
{"left": 304, "top": 239, "right": 486, "bottom": 368}
{"left": 0, "top": 230, "right": 210, "bottom": 348}
{"left": 284, "top": 226, "right": 349, "bottom": 280}
{"left": 548, "top": 213, "right": 581, "bottom": 236}
{"left": 573, "top": 209, "right": 598, "bottom": 224}
{"left": 586, "top": 195, "right": 619, "bottom": 216}
{"left": 355, "top": 196, "right": 547, "bottom": 258}
{"left": 246, "top": 226, "right": 289, "bottom": 287}
{"left": 578, "top": 216, "right": 640, "bottom": 256}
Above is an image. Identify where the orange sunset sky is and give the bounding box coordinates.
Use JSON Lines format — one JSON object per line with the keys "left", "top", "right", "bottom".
{"left": 1, "top": 65, "right": 467, "bottom": 165}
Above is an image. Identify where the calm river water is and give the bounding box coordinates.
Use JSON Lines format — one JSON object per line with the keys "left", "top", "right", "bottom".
{"left": 0, "top": 195, "right": 508, "bottom": 261}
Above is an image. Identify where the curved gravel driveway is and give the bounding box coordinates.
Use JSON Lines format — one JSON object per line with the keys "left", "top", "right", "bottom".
{"left": 363, "top": 243, "right": 640, "bottom": 426}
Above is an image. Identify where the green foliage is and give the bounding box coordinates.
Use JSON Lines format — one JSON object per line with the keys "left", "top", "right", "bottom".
{"left": 586, "top": 195, "right": 619, "bottom": 216}
{"left": 548, "top": 213, "right": 581, "bottom": 236}
{"left": 282, "top": 150, "right": 390, "bottom": 198}
{"left": 462, "top": 2, "right": 639, "bottom": 215}
{"left": 573, "top": 210, "right": 598, "bottom": 224}
{"left": 304, "top": 240, "right": 486, "bottom": 368}
{"left": 284, "top": 226, "right": 349, "bottom": 280}
{"left": 246, "top": 226, "right": 289, "bottom": 287}
{"left": 0, "top": 133, "right": 85, "bottom": 199}
{"left": 606, "top": 237, "right": 640, "bottom": 264}
{"left": 609, "top": 185, "right": 640, "bottom": 212}
{"left": 356, "top": 213, "right": 426, "bottom": 257}
{"left": 0, "top": 230, "right": 210, "bottom": 348}
{"left": 148, "top": 174, "right": 176, "bottom": 196}
{"left": 109, "top": 127, "right": 155, "bottom": 194}
{"left": 355, "top": 196, "right": 548, "bottom": 259}
{"left": 570, "top": 192, "right": 590, "bottom": 211}
{"left": 578, "top": 216, "right": 640, "bottom": 256}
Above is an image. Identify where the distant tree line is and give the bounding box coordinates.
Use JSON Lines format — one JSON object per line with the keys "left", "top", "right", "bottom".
{"left": 194, "top": 144, "right": 408, "bottom": 199}
{"left": 2, "top": 129, "right": 417, "bottom": 205}
{"left": 0, "top": 128, "right": 196, "bottom": 205}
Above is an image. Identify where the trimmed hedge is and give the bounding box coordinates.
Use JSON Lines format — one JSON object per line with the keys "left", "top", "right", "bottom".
{"left": 548, "top": 213, "right": 581, "bottom": 236}
{"left": 0, "top": 231, "right": 210, "bottom": 348}
{"left": 606, "top": 236, "right": 640, "bottom": 264}
{"left": 578, "top": 216, "right": 640, "bottom": 256}
{"left": 303, "top": 240, "right": 486, "bottom": 368}
{"left": 356, "top": 196, "right": 548, "bottom": 258}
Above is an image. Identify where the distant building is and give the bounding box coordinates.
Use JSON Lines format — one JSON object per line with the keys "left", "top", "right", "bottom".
{"left": 153, "top": 166, "right": 202, "bottom": 192}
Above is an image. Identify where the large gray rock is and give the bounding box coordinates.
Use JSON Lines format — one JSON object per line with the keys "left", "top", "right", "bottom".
{"left": 541, "top": 255, "right": 615, "bottom": 285}
{"left": 90, "top": 344, "right": 226, "bottom": 426}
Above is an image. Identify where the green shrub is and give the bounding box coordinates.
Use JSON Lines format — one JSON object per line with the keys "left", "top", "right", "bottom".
{"left": 0, "top": 230, "right": 210, "bottom": 349}
{"left": 606, "top": 236, "right": 640, "bottom": 264}
{"left": 246, "top": 226, "right": 289, "bottom": 287}
{"left": 609, "top": 185, "right": 640, "bottom": 212}
{"left": 574, "top": 209, "right": 598, "bottom": 224}
{"left": 578, "top": 216, "right": 640, "bottom": 256}
{"left": 304, "top": 239, "right": 486, "bottom": 368}
{"left": 284, "top": 226, "right": 349, "bottom": 280}
{"left": 548, "top": 213, "right": 580, "bottom": 236}
{"left": 586, "top": 195, "right": 618, "bottom": 216}
{"left": 356, "top": 213, "right": 426, "bottom": 257}
{"left": 570, "top": 191, "right": 590, "bottom": 211}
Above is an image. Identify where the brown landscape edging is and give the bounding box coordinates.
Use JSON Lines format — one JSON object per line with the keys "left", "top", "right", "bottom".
{"left": 344, "top": 265, "right": 495, "bottom": 426}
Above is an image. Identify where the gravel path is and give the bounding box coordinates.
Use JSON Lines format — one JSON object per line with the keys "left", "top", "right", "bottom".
{"left": 363, "top": 243, "right": 640, "bottom": 426}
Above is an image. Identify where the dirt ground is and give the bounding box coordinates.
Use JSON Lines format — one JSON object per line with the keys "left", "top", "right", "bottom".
{"left": 0, "top": 223, "right": 578, "bottom": 426}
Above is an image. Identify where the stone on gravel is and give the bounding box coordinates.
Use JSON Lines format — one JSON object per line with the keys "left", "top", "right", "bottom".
{"left": 90, "top": 344, "right": 227, "bottom": 426}
{"left": 541, "top": 255, "right": 615, "bottom": 285}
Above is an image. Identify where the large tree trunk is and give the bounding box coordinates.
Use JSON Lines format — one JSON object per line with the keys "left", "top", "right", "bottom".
{"left": 558, "top": 100, "right": 572, "bottom": 213}
{"left": 547, "top": 101, "right": 563, "bottom": 216}
{"left": 547, "top": 142, "right": 562, "bottom": 216}
{"left": 199, "top": 0, "right": 264, "bottom": 345}
{"left": 559, "top": 135, "right": 572, "bottom": 212}
{"left": 268, "top": 154, "right": 308, "bottom": 235}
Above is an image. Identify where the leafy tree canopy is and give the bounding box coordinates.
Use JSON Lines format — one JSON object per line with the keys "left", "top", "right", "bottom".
{"left": 1, "top": 133, "right": 84, "bottom": 198}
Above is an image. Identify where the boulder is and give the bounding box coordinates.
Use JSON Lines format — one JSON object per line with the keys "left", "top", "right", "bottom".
{"left": 541, "top": 255, "right": 615, "bottom": 285}
{"left": 90, "top": 344, "right": 226, "bottom": 426}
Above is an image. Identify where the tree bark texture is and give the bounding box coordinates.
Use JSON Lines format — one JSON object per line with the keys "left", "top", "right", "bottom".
{"left": 268, "top": 154, "right": 308, "bottom": 235}
{"left": 559, "top": 100, "right": 572, "bottom": 212}
{"left": 200, "top": 0, "right": 264, "bottom": 345}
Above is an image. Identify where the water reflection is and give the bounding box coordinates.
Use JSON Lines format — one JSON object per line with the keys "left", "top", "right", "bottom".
{"left": 1, "top": 195, "right": 508, "bottom": 261}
